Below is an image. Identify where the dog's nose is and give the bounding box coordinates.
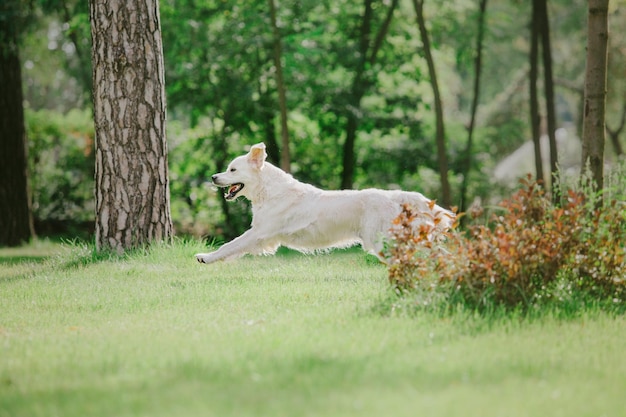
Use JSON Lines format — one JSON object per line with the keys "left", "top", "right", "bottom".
{"left": 211, "top": 174, "right": 218, "bottom": 182}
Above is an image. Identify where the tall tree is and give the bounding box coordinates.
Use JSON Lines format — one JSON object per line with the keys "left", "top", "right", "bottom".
{"left": 538, "top": 0, "right": 558, "bottom": 195}
{"left": 90, "top": 0, "right": 173, "bottom": 252}
{"left": 412, "top": 0, "right": 451, "bottom": 207}
{"left": 0, "top": 0, "right": 35, "bottom": 247}
{"left": 529, "top": 0, "right": 545, "bottom": 185}
{"left": 340, "top": 0, "right": 398, "bottom": 190}
{"left": 459, "top": 0, "right": 488, "bottom": 216}
{"left": 268, "top": 0, "right": 291, "bottom": 173}
{"left": 581, "top": 0, "right": 609, "bottom": 193}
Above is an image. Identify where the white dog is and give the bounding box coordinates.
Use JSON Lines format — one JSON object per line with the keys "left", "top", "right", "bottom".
{"left": 195, "top": 143, "right": 454, "bottom": 264}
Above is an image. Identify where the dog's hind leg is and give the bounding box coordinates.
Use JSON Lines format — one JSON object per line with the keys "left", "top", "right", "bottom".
{"left": 358, "top": 231, "right": 388, "bottom": 264}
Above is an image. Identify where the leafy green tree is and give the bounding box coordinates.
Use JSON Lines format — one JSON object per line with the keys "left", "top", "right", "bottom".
{"left": 338, "top": 0, "right": 399, "bottom": 189}
{"left": 529, "top": 0, "right": 558, "bottom": 197}
{"left": 268, "top": 0, "right": 291, "bottom": 172}
{"left": 459, "top": 0, "right": 488, "bottom": 216}
{"left": 46, "top": 0, "right": 92, "bottom": 104}
{"left": 412, "top": 0, "right": 451, "bottom": 207}
{"left": 161, "top": 0, "right": 272, "bottom": 237}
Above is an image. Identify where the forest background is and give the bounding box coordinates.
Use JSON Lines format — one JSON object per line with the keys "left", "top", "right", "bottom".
{"left": 9, "top": 0, "right": 626, "bottom": 242}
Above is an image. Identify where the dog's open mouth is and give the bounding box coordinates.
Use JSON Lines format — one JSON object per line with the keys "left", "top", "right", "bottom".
{"left": 224, "top": 183, "right": 244, "bottom": 200}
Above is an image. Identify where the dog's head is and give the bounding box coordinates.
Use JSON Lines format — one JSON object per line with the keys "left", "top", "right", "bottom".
{"left": 212, "top": 143, "right": 267, "bottom": 201}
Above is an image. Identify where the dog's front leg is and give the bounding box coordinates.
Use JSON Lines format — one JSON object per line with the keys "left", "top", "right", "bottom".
{"left": 195, "top": 229, "right": 264, "bottom": 264}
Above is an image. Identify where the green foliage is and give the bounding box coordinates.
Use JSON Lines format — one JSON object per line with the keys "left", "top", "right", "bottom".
{"left": 167, "top": 120, "right": 252, "bottom": 239}
{"left": 20, "top": 0, "right": 626, "bottom": 244}
{"left": 386, "top": 169, "right": 626, "bottom": 314}
{"left": 25, "top": 109, "right": 95, "bottom": 236}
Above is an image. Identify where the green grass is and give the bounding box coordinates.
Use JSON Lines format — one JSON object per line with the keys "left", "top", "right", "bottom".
{"left": 1, "top": 240, "right": 625, "bottom": 417}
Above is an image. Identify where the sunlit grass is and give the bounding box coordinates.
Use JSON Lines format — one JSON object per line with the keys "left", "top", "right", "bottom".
{"left": 1, "top": 241, "right": 625, "bottom": 417}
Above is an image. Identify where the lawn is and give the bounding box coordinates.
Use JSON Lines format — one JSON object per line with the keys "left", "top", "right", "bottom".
{"left": 1, "top": 240, "right": 625, "bottom": 417}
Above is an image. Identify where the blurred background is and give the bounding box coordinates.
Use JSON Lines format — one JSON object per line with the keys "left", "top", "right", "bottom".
{"left": 9, "top": 0, "right": 626, "bottom": 242}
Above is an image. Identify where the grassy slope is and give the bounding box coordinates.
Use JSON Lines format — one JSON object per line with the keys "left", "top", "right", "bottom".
{"left": 1, "top": 241, "right": 625, "bottom": 417}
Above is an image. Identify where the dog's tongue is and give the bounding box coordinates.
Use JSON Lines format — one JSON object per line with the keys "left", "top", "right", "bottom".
{"left": 225, "top": 183, "right": 243, "bottom": 199}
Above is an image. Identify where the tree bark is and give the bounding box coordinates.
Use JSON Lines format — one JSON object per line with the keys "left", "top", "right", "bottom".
{"left": 413, "top": 0, "right": 451, "bottom": 207}
{"left": 459, "top": 0, "right": 488, "bottom": 216}
{"left": 581, "top": 0, "right": 609, "bottom": 193}
{"left": 0, "top": 0, "right": 35, "bottom": 247}
{"left": 90, "top": 0, "right": 173, "bottom": 253}
{"left": 268, "top": 0, "right": 291, "bottom": 173}
{"left": 529, "top": 0, "right": 544, "bottom": 185}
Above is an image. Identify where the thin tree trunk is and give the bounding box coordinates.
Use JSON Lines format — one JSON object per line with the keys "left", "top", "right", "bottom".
{"left": 254, "top": 49, "right": 280, "bottom": 165}
{"left": 529, "top": 0, "right": 544, "bottom": 184}
{"left": 259, "top": 88, "right": 281, "bottom": 166}
{"left": 0, "top": 1, "right": 35, "bottom": 246}
{"left": 340, "top": 0, "right": 398, "bottom": 189}
{"left": 340, "top": 0, "right": 373, "bottom": 190}
{"left": 90, "top": 0, "right": 173, "bottom": 253}
{"left": 412, "top": 0, "right": 451, "bottom": 207}
{"left": 538, "top": 0, "right": 559, "bottom": 201}
{"left": 340, "top": 110, "right": 361, "bottom": 189}
{"left": 581, "top": 0, "right": 609, "bottom": 193}
{"left": 268, "top": 0, "right": 290, "bottom": 173}
{"left": 460, "top": 0, "right": 488, "bottom": 216}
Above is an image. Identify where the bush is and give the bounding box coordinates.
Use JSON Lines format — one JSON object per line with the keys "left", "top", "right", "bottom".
{"left": 385, "top": 172, "right": 626, "bottom": 313}
{"left": 26, "top": 109, "right": 95, "bottom": 237}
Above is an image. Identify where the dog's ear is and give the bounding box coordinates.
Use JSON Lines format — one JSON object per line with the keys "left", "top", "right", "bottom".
{"left": 248, "top": 143, "right": 267, "bottom": 170}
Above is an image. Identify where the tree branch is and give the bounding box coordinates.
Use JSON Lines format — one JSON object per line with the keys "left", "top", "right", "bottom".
{"left": 368, "top": 0, "right": 399, "bottom": 66}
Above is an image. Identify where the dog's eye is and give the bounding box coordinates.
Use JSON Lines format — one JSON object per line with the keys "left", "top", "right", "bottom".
{"left": 230, "top": 168, "right": 237, "bottom": 172}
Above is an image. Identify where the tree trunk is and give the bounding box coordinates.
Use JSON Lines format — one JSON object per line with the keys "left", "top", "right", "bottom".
{"left": 90, "top": 0, "right": 173, "bottom": 253}
{"left": 538, "top": 0, "right": 559, "bottom": 202}
{"left": 259, "top": 87, "right": 281, "bottom": 166}
{"left": 340, "top": 0, "right": 373, "bottom": 190}
{"left": 413, "top": 0, "right": 451, "bottom": 207}
{"left": 268, "top": 0, "right": 290, "bottom": 173}
{"left": 529, "top": 0, "right": 544, "bottom": 185}
{"left": 340, "top": 0, "right": 398, "bottom": 190}
{"left": 459, "top": 0, "right": 488, "bottom": 217}
{"left": 0, "top": 1, "right": 35, "bottom": 247}
{"left": 581, "top": 0, "right": 609, "bottom": 193}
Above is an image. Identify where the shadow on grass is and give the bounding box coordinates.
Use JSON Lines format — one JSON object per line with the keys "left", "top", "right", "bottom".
{"left": 0, "top": 239, "right": 100, "bottom": 283}
{"left": 0, "top": 255, "right": 50, "bottom": 265}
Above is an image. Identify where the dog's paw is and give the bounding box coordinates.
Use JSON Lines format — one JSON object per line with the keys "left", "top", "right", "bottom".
{"left": 195, "top": 253, "right": 210, "bottom": 264}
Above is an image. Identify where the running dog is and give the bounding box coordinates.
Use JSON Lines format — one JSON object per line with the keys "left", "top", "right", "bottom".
{"left": 195, "top": 143, "right": 454, "bottom": 264}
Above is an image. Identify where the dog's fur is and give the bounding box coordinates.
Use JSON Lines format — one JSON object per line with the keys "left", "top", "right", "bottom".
{"left": 195, "top": 143, "right": 454, "bottom": 264}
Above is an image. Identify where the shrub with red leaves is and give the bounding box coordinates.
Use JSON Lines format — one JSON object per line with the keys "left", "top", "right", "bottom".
{"left": 385, "top": 175, "right": 626, "bottom": 310}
